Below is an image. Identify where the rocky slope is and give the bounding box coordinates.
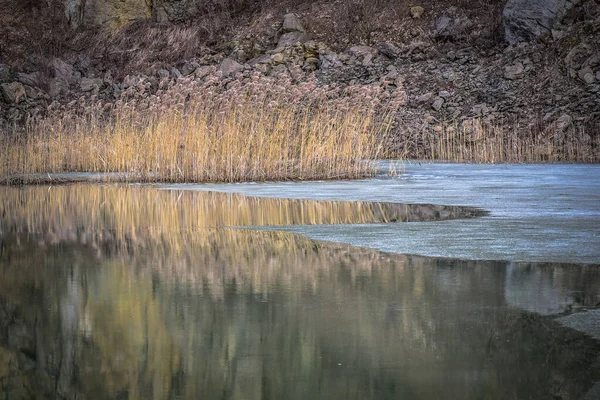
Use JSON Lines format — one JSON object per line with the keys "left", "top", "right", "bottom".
{"left": 0, "top": 0, "right": 599, "bottom": 159}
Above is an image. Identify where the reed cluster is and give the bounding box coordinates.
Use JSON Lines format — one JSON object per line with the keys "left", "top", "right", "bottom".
{"left": 0, "top": 71, "right": 400, "bottom": 183}
{"left": 396, "top": 118, "right": 599, "bottom": 163}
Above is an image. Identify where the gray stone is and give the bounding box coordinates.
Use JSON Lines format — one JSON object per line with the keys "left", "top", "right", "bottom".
{"left": 417, "top": 92, "right": 433, "bottom": 103}
{"left": 319, "top": 51, "right": 343, "bottom": 70}
{"left": 180, "top": 61, "right": 200, "bottom": 76}
{"left": 349, "top": 45, "right": 378, "bottom": 66}
{"left": 472, "top": 103, "right": 490, "bottom": 116}
{"left": 168, "top": 67, "right": 182, "bottom": 79}
{"left": 564, "top": 43, "right": 594, "bottom": 70}
{"left": 578, "top": 67, "right": 596, "bottom": 84}
{"left": 219, "top": 58, "right": 244, "bottom": 76}
{"left": 80, "top": 77, "right": 103, "bottom": 92}
{"left": 270, "top": 64, "right": 288, "bottom": 76}
{"left": 377, "top": 42, "right": 400, "bottom": 59}
{"left": 282, "top": 13, "right": 305, "bottom": 32}
{"left": 304, "top": 57, "right": 319, "bottom": 66}
{"left": 432, "top": 97, "right": 444, "bottom": 111}
{"left": 0, "top": 64, "right": 11, "bottom": 83}
{"left": 277, "top": 31, "right": 311, "bottom": 48}
{"left": 270, "top": 53, "right": 285, "bottom": 64}
{"left": 48, "top": 78, "right": 69, "bottom": 98}
{"left": 503, "top": 0, "right": 574, "bottom": 44}
{"left": 24, "top": 85, "right": 47, "bottom": 100}
{"left": 157, "top": 69, "right": 170, "bottom": 79}
{"left": 51, "top": 58, "right": 76, "bottom": 82}
{"left": 438, "top": 90, "right": 452, "bottom": 98}
{"left": 18, "top": 72, "right": 44, "bottom": 87}
{"left": 504, "top": 62, "right": 525, "bottom": 80}
{"left": 385, "top": 65, "right": 399, "bottom": 80}
{"left": 433, "top": 7, "right": 472, "bottom": 40}
{"left": 247, "top": 54, "right": 271, "bottom": 67}
{"left": 1, "top": 82, "right": 26, "bottom": 103}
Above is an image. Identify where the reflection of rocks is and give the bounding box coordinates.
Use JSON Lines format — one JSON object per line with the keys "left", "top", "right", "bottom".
{"left": 1, "top": 228, "right": 600, "bottom": 399}
{"left": 0, "top": 183, "right": 599, "bottom": 399}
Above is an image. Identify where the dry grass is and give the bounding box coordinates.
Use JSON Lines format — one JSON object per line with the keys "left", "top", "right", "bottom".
{"left": 0, "top": 71, "right": 398, "bottom": 183}
{"left": 393, "top": 118, "right": 600, "bottom": 163}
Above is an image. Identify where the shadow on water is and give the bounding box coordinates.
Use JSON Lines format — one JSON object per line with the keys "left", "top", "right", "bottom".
{"left": 0, "top": 185, "right": 599, "bottom": 400}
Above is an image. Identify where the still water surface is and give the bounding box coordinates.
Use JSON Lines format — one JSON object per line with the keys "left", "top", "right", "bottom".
{"left": 1, "top": 167, "right": 599, "bottom": 399}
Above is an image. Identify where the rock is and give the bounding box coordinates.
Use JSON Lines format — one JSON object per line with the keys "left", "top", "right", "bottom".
{"left": 18, "top": 72, "right": 44, "bottom": 87}
{"left": 348, "top": 45, "right": 378, "bottom": 66}
{"left": 503, "top": 0, "right": 574, "bottom": 44}
{"left": 24, "top": 85, "right": 48, "bottom": 100}
{"left": 80, "top": 77, "right": 103, "bottom": 92}
{"left": 410, "top": 6, "right": 425, "bottom": 19}
{"left": 438, "top": 90, "right": 452, "bottom": 98}
{"left": 304, "top": 57, "right": 319, "bottom": 67}
{"left": 578, "top": 67, "right": 596, "bottom": 84}
{"left": 385, "top": 65, "right": 399, "bottom": 80}
{"left": 433, "top": 8, "right": 473, "bottom": 40}
{"left": 277, "top": 32, "right": 311, "bottom": 48}
{"left": 168, "top": 67, "right": 182, "bottom": 79}
{"left": 504, "top": 62, "right": 525, "bottom": 80}
{"left": 51, "top": 58, "right": 76, "bottom": 83}
{"left": 157, "top": 69, "right": 170, "bottom": 79}
{"left": 180, "top": 61, "right": 200, "bottom": 76}
{"left": 1, "top": 82, "right": 26, "bottom": 103}
{"left": 596, "top": 71, "right": 600, "bottom": 81}
{"left": 319, "top": 51, "right": 344, "bottom": 70}
{"left": 0, "top": 64, "right": 11, "bottom": 83}
{"left": 65, "top": 0, "right": 152, "bottom": 30}
{"left": 472, "top": 103, "right": 490, "bottom": 116}
{"left": 270, "top": 64, "right": 288, "bottom": 76}
{"left": 564, "top": 44, "right": 594, "bottom": 70}
{"left": 282, "top": 13, "right": 305, "bottom": 32}
{"left": 219, "top": 58, "right": 244, "bottom": 76}
{"left": 154, "top": 0, "right": 200, "bottom": 24}
{"left": 270, "top": 53, "right": 285, "bottom": 64}
{"left": 417, "top": 92, "right": 433, "bottom": 103}
{"left": 247, "top": 54, "right": 271, "bottom": 67}
{"left": 551, "top": 29, "right": 566, "bottom": 40}
{"left": 48, "top": 78, "right": 69, "bottom": 97}
{"left": 377, "top": 42, "right": 400, "bottom": 59}
{"left": 432, "top": 97, "right": 444, "bottom": 111}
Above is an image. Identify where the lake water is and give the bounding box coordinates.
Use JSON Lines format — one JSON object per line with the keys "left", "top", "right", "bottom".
{"left": 1, "top": 164, "right": 599, "bottom": 399}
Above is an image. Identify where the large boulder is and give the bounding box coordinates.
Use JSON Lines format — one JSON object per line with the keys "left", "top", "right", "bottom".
{"left": 503, "top": 0, "right": 574, "bottom": 44}
{"left": 64, "top": 0, "right": 152, "bottom": 30}
{"left": 282, "top": 13, "right": 305, "bottom": 33}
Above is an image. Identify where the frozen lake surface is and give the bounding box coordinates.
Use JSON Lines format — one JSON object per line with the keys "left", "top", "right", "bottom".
{"left": 162, "top": 163, "right": 600, "bottom": 264}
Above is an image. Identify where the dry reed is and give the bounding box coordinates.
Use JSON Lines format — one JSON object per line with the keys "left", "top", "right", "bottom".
{"left": 394, "top": 118, "right": 599, "bottom": 163}
{"left": 0, "top": 71, "right": 399, "bottom": 183}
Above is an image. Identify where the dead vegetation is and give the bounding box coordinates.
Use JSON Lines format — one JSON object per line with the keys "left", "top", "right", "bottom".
{"left": 0, "top": 70, "right": 400, "bottom": 183}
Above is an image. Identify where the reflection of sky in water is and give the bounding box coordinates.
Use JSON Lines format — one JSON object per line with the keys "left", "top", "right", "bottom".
{"left": 161, "top": 163, "right": 600, "bottom": 264}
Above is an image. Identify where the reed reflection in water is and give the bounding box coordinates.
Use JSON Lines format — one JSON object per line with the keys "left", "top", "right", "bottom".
{"left": 0, "top": 185, "right": 598, "bottom": 400}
